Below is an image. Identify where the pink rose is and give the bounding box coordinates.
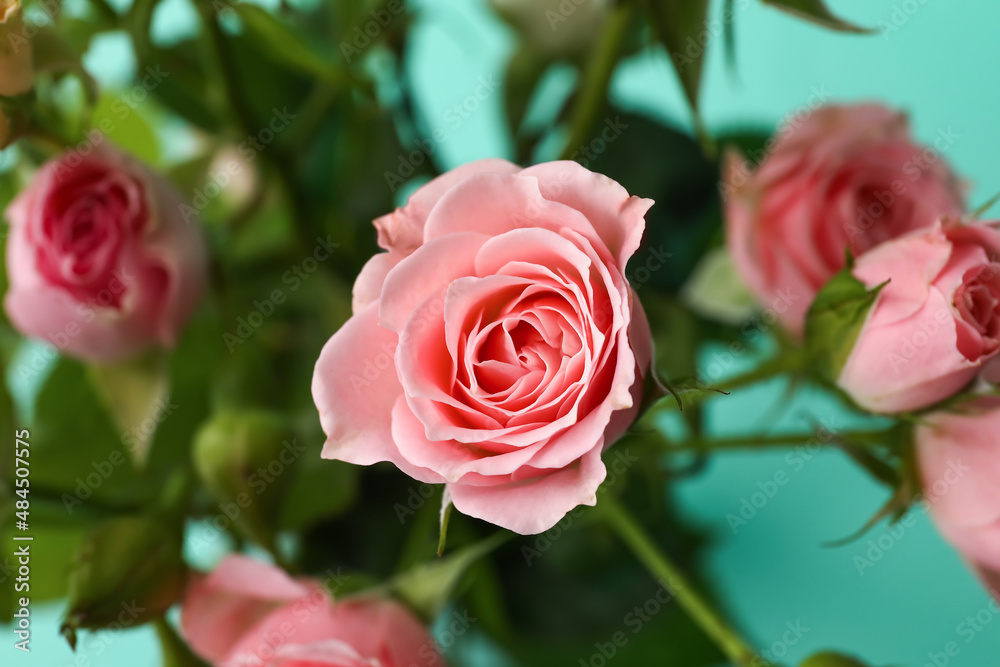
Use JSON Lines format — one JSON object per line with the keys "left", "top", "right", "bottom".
{"left": 313, "top": 159, "right": 653, "bottom": 535}
{"left": 836, "top": 221, "right": 1000, "bottom": 412}
{"left": 725, "top": 103, "right": 965, "bottom": 336}
{"left": 181, "top": 555, "right": 443, "bottom": 667}
{"left": 916, "top": 401, "right": 1000, "bottom": 600}
{"left": 4, "top": 145, "right": 207, "bottom": 361}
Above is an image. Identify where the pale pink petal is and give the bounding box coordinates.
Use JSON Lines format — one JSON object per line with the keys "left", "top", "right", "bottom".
{"left": 519, "top": 160, "right": 653, "bottom": 267}
{"left": 447, "top": 445, "right": 607, "bottom": 535}
{"left": 312, "top": 304, "right": 444, "bottom": 484}
{"left": 181, "top": 555, "right": 315, "bottom": 663}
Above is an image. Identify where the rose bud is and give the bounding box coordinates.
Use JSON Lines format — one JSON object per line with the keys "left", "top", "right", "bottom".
{"left": 725, "top": 103, "right": 965, "bottom": 337}
{"left": 181, "top": 554, "right": 445, "bottom": 667}
{"left": 313, "top": 159, "right": 653, "bottom": 535}
{"left": 916, "top": 399, "right": 1000, "bottom": 600}
{"left": 0, "top": 0, "right": 33, "bottom": 148}
{"left": 799, "top": 652, "right": 870, "bottom": 667}
{"left": 4, "top": 144, "right": 208, "bottom": 361}
{"left": 811, "top": 220, "right": 1000, "bottom": 413}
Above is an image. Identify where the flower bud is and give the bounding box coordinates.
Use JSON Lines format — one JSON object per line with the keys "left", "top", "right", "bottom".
{"left": 799, "top": 652, "right": 870, "bottom": 667}
{"left": 61, "top": 516, "right": 186, "bottom": 649}
{"left": 0, "top": 0, "right": 33, "bottom": 147}
{"left": 192, "top": 410, "right": 298, "bottom": 548}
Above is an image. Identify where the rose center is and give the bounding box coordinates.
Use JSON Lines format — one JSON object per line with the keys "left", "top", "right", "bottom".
{"left": 955, "top": 263, "right": 1000, "bottom": 341}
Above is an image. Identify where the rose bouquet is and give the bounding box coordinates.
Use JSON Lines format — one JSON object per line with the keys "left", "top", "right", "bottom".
{"left": 1, "top": 0, "right": 998, "bottom": 666}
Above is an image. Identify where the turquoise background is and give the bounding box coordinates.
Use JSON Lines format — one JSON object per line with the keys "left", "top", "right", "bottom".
{"left": 6, "top": 0, "right": 1000, "bottom": 664}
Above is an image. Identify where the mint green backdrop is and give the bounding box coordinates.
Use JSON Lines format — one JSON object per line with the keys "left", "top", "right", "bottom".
{"left": 6, "top": 0, "right": 1000, "bottom": 664}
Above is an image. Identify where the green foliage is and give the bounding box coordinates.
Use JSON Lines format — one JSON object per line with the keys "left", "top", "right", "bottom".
{"left": 804, "top": 267, "right": 886, "bottom": 383}
{"left": 62, "top": 515, "right": 186, "bottom": 648}
{"left": 761, "top": 0, "right": 872, "bottom": 33}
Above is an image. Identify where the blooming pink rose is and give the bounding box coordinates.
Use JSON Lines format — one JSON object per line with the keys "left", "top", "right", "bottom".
{"left": 836, "top": 221, "right": 1000, "bottom": 413}
{"left": 916, "top": 401, "right": 1000, "bottom": 600}
{"left": 4, "top": 145, "right": 207, "bottom": 361}
{"left": 725, "top": 103, "right": 965, "bottom": 336}
{"left": 181, "top": 555, "right": 443, "bottom": 667}
{"left": 313, "top": 159, "right": 654, "bottom": 534}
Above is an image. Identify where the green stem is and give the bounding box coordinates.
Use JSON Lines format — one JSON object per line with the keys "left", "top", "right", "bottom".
{"left": 600, "top": 497, "right": 758, "bottom": 666}
{"left": 559, "top": 1, "right": 635, "bottom": 160}
{"left": 714, "top": 348, "right": 806, "bottom": 393}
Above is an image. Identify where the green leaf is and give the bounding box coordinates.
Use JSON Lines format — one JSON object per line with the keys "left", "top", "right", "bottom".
{"left": 392, "top": 532, "right": 508, "bottom": 621}
{"left": 62, "top": 515, "right": 186, "bottom": 648}
{"left": 234, "top": 5, "right": 342, "bottom": 83}
{"left": 278, "top": 455, "right": 358, "bottom": 531}
{"left": 760, "top": 0, "right": 873, "bottom": 33}
{"left": 90, "top": 92, "right": 160, "bottom": 164}
{"left": 804, "top": 267, "right": 886, "bottom": 382}
{"left": 156, "top": 618, "right": 210, "bottom": 667}
{"left": 680, "top": 246, "right": 758, "bottom": 324}
{"left": 28, "top": 358, "right": 145, "bottom": 508}
{"left": 644, "top": 0, "right": 710, "bottom": 112}
{"left": 88, "top": 350, "right": 171, "bottom": 468}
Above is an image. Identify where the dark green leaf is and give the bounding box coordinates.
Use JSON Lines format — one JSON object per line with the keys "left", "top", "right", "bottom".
{"left": 234, "top": 5, "right": 342, "bottom": 83}
{"left": 761, "top": 0, "right": 872, "bottom": 33}
{"left": 644, "top": 0, "right": 711, "bottom": 112}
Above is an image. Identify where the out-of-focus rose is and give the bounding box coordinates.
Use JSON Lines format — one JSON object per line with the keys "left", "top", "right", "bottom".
{"left": 0, "top": 0, "right": 34, "bottom": 148}
{"left": 181, "top": 555, "right": 443, "bottom": 667}
{"left": 4, "top": 144, "right": 207, "bottom": 361}
{"left": 313, "top": 159, "right": 653, "bottom": 535}
{"left": 916, "top": 400, "right": 1000, "bottom": 601}
{"left": 725, "top": 103, "right": 966, "bottom": 336}
{"left": 834, "top": 221, "right": 1000, "bottom": 413}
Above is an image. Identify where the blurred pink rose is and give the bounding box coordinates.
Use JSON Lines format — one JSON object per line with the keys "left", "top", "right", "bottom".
{"left": 4, "top": 145, "right": 207, "bottom": 361}
{"left": 837, "top": 221, "right": 1000, "bottom": 412}
{"left": 181, "top": 555, "right": 444, "bottom": 667}
{"left": 313, "top": 159, "right": 653, "bottom": 535}
{"left": 916, "top": 401, "right": 1000, "bottom": 600}
{"left": 725, "top": 103, "right": 965, "bottom": 336}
